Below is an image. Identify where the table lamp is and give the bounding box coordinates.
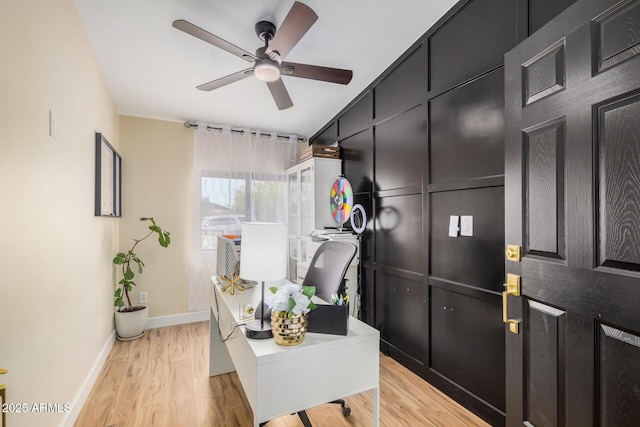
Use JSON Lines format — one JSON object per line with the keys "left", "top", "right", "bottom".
{"left": 240, "top": 222, "right": 287, "bottom": 339}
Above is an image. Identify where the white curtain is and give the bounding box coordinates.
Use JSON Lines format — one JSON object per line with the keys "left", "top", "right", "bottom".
{"left": 188, "top": 126, "right": 299, "bottom": 311}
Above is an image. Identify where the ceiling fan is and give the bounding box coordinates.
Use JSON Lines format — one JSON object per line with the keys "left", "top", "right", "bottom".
{"left": 173, "top": 1, "right": 353, "bottom": 110}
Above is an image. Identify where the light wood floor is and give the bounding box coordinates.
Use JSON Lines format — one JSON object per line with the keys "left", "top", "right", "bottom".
{"left": 75, "top": 321, "right": 489, "bottom": 427}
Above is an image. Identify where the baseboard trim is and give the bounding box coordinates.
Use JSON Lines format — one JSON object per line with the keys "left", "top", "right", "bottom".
{"left": 146, "top": 310, "right": 209, "bottom": 329}
{"left": 61, "top": 329, "right": 116, "bottom": 427}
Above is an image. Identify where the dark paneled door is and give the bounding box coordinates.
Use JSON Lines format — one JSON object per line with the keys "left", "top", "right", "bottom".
{"left": 505, "top": 0, "right": 640, "bottom": 425}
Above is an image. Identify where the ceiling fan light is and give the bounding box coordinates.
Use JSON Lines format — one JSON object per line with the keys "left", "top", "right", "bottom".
{"left": 254, "top": 60, "right": 280, "bottom": 82}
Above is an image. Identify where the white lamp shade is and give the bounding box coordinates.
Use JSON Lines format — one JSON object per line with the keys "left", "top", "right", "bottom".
{"left": 240, "top": 222, "right": 287, "bottom": 281}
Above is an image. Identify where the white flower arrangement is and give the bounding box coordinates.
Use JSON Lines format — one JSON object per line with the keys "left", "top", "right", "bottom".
{"left": 266, "top": 283, "right": 317, "bottom": 320}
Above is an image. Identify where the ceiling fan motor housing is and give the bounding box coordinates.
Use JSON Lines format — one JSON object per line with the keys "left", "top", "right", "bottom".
{"left": 255, "top": 21, "right": 276, "bottom": 43}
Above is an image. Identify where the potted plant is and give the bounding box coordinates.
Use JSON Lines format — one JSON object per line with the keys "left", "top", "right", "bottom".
{"left": 265, "top": 283, "right": 316, "bottom": 345}
{"left": 112, "top": 217, "right": 171, "bottom": 340}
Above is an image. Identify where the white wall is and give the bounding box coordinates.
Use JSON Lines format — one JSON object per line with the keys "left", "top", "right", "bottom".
{"left": 118, "top": 116, "right": 193, "bottom": 318}
{"left": 0, "top": 1, "right": 118, "bottom": 426}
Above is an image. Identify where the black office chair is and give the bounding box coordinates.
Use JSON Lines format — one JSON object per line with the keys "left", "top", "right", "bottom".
{"left": 298, "top": 240, "right": 357, "bottom": 426}
{"left": 303, "top": 240, "right": 357, "bottom": 303}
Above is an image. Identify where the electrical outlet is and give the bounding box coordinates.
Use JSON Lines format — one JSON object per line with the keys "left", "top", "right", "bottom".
{"left": 139, "top": 291, "right": 148, "bottom": 304}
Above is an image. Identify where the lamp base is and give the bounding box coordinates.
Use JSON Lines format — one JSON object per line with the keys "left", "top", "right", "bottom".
{"left": 254, "top": 301, "right": 271, "bottom": 321}
{"left": 245, "top": 319, "right": 273, "bottom": 339}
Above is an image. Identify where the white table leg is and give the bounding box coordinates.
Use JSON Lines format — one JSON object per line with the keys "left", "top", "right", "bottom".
{"left": 209, "top": 307, "right": 235, "bottom": 376}
{"left": 372, "top": 385, "right": 380, "bottom": 426}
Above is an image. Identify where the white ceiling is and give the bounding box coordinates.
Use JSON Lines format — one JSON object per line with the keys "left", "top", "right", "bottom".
{"left": 74, "top": 0, "right": 456, "bottom": 138}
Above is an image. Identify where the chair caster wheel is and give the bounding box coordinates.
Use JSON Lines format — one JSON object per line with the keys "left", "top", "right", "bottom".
{"left": 342, "top": 405, "right": 351, "bottom": 417}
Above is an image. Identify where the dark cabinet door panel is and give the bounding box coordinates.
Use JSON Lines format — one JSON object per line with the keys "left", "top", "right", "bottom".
{"left": 375, "top": 105, "right": 426, "bottom": 192}
{"left": 374, "top": 47, "right": 423, "bottom": 122}
{"left": 430, "top": 68, "right": 505, "bottom": 184}
{"left": 342, "top": 129, "right": 373, "bottom": 195}
{"left": 311, "top": 121, "right": 337, "bottom": 146}
{"left": 375, "top": 193, "right": 423, "bottom": 272}
{"left": 428, "top": 0, "right": 516, "bottom": 93}
{"left": 430, "top": 186, "right": 505, "bottom": 292}
{"left": 338, "top": 92, "right": 372, "bottom": 138}
{"left": 430, "top": 285, "right": 505, "bottom": 412}
{"left": 376, "top": 270, "right": 425, "bottom": 367}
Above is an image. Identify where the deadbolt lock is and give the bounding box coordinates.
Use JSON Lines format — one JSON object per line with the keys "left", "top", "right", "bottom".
{"left": 505, "top": 244, "right": 521, "bottom": 262}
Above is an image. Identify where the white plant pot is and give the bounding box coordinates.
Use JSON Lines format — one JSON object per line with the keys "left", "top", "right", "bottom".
{"left": 114, "top": 306, "right": 148, "bottom": 341}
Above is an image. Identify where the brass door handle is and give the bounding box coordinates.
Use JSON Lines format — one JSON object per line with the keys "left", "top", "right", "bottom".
{"left": 503, "top": 273, "right": 521, "bottom": 334}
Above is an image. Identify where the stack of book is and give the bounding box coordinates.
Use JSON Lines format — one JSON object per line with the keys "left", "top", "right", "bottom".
{"left": 298, "top": 144, "right": 340, "bottom": 162}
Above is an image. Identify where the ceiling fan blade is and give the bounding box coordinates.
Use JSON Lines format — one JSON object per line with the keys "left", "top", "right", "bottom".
{"left": 173, "top": 19, "right": 257, "bottom": 62}
{"left": 197, "top": 69, "right": 254, "bottom": 91}
{"left": 266, "top": 79, "right": 293, "bottom": 110}
{"left": 281, "top": 62, "right": 353, "bottom": 85}
{"left": 266, "top": 2, "right": 318, "bottom": 59}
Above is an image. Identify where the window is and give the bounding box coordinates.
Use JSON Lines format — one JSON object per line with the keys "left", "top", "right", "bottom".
{"left": 188, "top": 129, "right": 298, "bottom": 311}
{"left": 200, "top": 171, "right": 287, "bottom": 249}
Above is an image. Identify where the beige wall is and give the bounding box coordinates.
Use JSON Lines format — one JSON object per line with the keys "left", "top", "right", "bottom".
{"left": 118, "top": 116, "right": 193, "bottom": 318}
{"left": 0, "top": 1, "right": 118, "bottom": 426}
{"left": 0, "top": 1, "right": 296, "bottom": 424}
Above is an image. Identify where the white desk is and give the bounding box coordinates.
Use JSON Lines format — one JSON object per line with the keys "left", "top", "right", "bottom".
{"left": 209, "top": 277, "right": 380, "bottom": 427}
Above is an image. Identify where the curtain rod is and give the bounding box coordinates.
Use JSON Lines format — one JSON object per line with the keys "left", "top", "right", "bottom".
{"left": 183, "top": 121, "right": 307, "bottom": 143}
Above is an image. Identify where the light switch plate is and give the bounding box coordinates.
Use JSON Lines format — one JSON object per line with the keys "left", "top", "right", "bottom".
{"left": 460, "top": 216, "right": 473, "bottom": 236}
{"left": 449, "top": 215, "right": 459, "bottom": 237}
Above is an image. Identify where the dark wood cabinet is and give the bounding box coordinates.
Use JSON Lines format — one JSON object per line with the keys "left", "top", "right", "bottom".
{"left": 430, "top": 286, "right": 505, "bottom": 411}
{"left": 310, "top": 121, "right": 337, "bottom": 146}
{"left": 428, "top": 0, "right": 517, "bottom": 95}
{"left": 376, "top": 269, "right": 426, "bottom": 373}
{"left": 430, "top": 187, "right": 505, "bottom": 293}
{"left": 338, "top": 92, "right": 371, "bottom": 138}
{"left": 375, "top": 105, "right": 425, "bottom": 192}
{"left": 310, "top": 0, "right": 579, "bottom": 425}
{"left": 429, "top": 69, "right": 505, "bottom": 184}
{"left": 340, "top": 129, "right": 373, "bottom": 195}
{"left": 374, "top": 47, "right": 423, "bottom": 122}
{"left": 375, "top": 194, "right": 423, "bottom": 272}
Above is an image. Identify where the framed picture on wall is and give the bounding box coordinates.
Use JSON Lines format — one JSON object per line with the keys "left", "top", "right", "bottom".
{"left": 94, "top": 132, "right": 122, "bottom": 217}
